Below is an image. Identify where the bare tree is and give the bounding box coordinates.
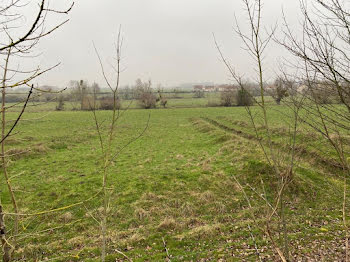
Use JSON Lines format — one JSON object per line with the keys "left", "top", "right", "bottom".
{"left": 272, "top": 77, "right": 290, "bottom": 105}
{"left": 157, "top": 86, "right": 168, "bottom": 108}
{"left": 220, "top": 88, "right": 236, "bottom": 107}
{"left": 214, "top": 0, "right": 301, "bottom": 260}
{"left": 69, "top": 80, "right": 82, "bottom": 110}
{"left": 0, "top": 1, "right": 73, "bottom": 260}
{"left": 280, "top": 0, "right": 350, "bottom": 259}
{"left": 93, "top": 28, "right": 150, "bottom": 261}
{"left": 91, "top": 82, "right": 101, "bottom": 101}
{"left": 134, "top": 79, "right": 157, "bottom": 109}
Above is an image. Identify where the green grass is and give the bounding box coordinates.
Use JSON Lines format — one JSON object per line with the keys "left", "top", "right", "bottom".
{"left": 7, "top": 93, "right": 278, "bottom": 111}
{"left": 1, "top": 104, "right": 349, "bottom": 261}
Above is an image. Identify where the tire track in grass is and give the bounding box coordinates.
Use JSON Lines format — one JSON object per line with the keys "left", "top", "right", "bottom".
{"left": 195, "top": 117, "right": 343, "bottom": 172}
{"left": 201, "top": 117, "right": 257, "bottom": 141}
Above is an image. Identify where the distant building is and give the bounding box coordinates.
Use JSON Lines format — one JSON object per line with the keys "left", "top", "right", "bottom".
{"left": 204, "top": 86, "right": 215, "bottom": 92}
{"left": 193, "top": 84, "right": 239, "bottom": 92}
{"left": 193, "top": 85, "right": 204, "bottom": 91}
{"left": 193, "top": 85, "right": 215, "bottom": 92}
{"left": 216, "top": 84, "right": 237, "bottom": 92}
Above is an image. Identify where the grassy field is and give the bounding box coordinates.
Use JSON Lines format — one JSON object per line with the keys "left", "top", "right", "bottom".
{"left": 8, "top": 95, "right": 215, "bottom": 112}
{"left": 1, "top": 104, "right": 349, "bottom": 261}
{"left": 7, "top": 91, "right": 278, "bottom": 112}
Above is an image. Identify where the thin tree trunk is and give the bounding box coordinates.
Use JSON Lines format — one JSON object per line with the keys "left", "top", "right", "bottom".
{"left": 1, "top": 47, "right": 18, "bottom": 238}
{"left": 0, "top": 205, "right": 11, "bottom": 262}
{"left": 101, "top": 161, "right": 108, "bottom": 262}
{"left": 280, "top": 191, "right": 289, "bottom": 261}
{"left": 343, "top": 171, "right": 349, "bottom": 262}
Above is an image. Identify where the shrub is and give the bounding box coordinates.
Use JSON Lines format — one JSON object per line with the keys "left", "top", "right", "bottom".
{"left": 55, "top": 96, "right": 65, "bottom": 111}
{"left": 139, "top": 91, "right": 157, "bottom": 109}
{"left": 134, "top": 79, "right": 157, "bottom": 109}
{"left": 99, "top": 96, "right": 121, "bottom": 110}
{"left": 81, "top": 96, "right": 95, "bottom": 110}
{"left": 273, "top": 78, "right": 290, "bottom": 105}
{"left": 157, "top": 89, "right": 168, "bottom": 108}
{"left": 220, "top": 90, "right": 236, "bottom": 106}
{"left": 193, "top": 90, "right": 205, "bottom": 98}
{"left": 236, "top": 89, "right": 253, "bottom": 106}
{"left": 311, "top": 88, "right": 333, "bottom": 104}
{"left": 160, "top": 97, "right": 168, "bottom": 108}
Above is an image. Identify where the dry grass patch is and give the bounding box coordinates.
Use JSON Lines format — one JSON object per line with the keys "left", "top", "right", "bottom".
{"left": 201, "top": 160, "right": 212, "bottom": 172}
{"left": 5, "top": 138, "right": 21, "bottom": 145}
{"left": 142, "top": 157, "right": 152, "bottom": 164}
{"left": 231, "top": 119, "right": 250, "bottom": 127}
{"left": 128, "top": 232, "right": 146, "bottom": 244}
{"left": 176, "top": 154, "right": 184, "bottom": 160}
{"left": 6, "top": 143, "right": 49, "bottom": 160}
{"left": 60, "top": 212, "right": 74, "bottom": 223}
{"left": 176, "top": 223, "right": 222, "bottom": 240}
{"left": 67, "top": 236, "right": 85, "bottom": 248}
{"left": 134, "top": 208, "right": 149, "bottom": 221}
{"left": 213, "top": 201, "right": 227, "bottom": 214}
{"left": 6, "top": 148, "right": 29, "bottom": 159}
{"left": 140, "top": 192, "right": 163, "bottom": 202}
{"left": 168, "top": 198, "right": 182, "bottom": 209}
{"left": 215, "top": 134, "right": 234, "bottom": 143}
{"left": 111, "top": 230, "right": 131, "bottom": 240}
{"left": 185, "top": 217, "right": 203, "bottom": 229}
{"left": 110, "top": 229, "right": 139, "bottom": 246}
{"left": 31, "top": 143, "right": 49, "bottom": 153}
{"left": 158, "top": 217, "right": 177, "bottom": 231}
{"left": 190, "top": 118, "right": 216, "bottom": 133}
{"left": 149, "top": 206, "right": 162, "bottom": 217}
{"left": 199, "top": 190, "right": 216, "bottom": 203}
{"left": 180, "top": 202, "right": 195, "bottom": 217}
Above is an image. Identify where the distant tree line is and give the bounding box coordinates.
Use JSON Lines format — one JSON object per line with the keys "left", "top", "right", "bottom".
{"left": 5, "top": 77, "right": 345, "bottom": 111}
{"left": 54, "top": 78, "right": 169, "bottom": 110}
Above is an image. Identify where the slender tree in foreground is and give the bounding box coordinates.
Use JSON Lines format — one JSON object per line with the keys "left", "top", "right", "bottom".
{"left": 215, "top": 0, "right": 302, "bottom": 260}
{"left": 0, "top": 1, "right": 73, "bottom": 260}
{"left": 279, "top": 0, "right": 350, "bottom": 259}
{"left": 93, "top": 28, "right": 150, "bottom": 261}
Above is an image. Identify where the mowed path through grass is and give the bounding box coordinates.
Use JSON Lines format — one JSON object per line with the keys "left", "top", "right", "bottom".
{"left": 1, "top": 107, "right": 348, "bottom": 261}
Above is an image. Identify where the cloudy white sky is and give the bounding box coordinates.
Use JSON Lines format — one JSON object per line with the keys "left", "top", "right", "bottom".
{"left": 35, "top": 0, "right": 300, "bottom": 88}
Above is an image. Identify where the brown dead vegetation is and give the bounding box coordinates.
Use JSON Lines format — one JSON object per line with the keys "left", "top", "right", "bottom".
{"left": 175, "top": 223, "right": 222, "bottom": 240}
{"left": 158, "top": 217, "right": 177, "bottom": 231}
{"left": 5, "top": 144, "right": 50, "bottom": 160}
{"left": 199, "top": 191, "right": 216, "bottom": 203}
{"left": 134, "top": 208, "right": 149, "bottom": 221}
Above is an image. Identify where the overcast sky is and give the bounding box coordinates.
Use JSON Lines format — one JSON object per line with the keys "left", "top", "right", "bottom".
{"left": 35, "top": 0, "right": 301, "bottom": 88}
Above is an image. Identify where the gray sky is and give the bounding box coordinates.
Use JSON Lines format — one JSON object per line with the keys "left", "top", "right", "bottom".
{"left": 36, "top": 0, "right": 300, "bottom": 88}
